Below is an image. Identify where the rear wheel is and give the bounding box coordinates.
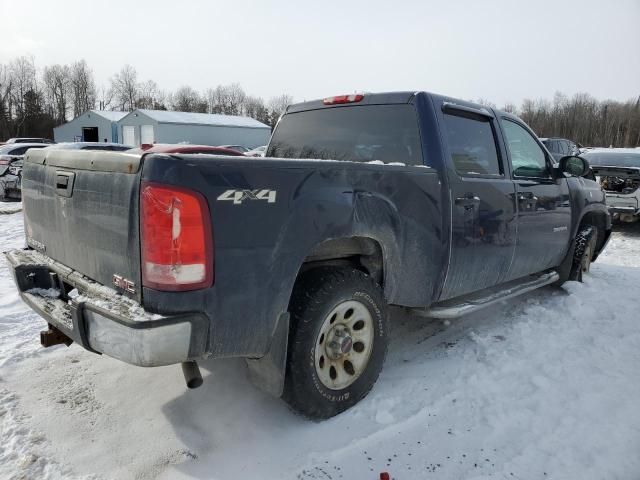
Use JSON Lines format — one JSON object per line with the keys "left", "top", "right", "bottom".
{"left": 283, "top": 267, "right": 388, "bottom": 419}
{"left": 569, "top": 225, "right": 597, "bottom": 281}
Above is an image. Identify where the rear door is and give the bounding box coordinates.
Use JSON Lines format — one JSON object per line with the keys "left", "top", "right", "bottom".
{"left": 22, "top": 148, "right": 143, "bottom": 301}
{"left": 499, "top": 118, "right": 571, "bottom": 280}
{"left": 438, "top": 103, "right": 517, "bottom": 300}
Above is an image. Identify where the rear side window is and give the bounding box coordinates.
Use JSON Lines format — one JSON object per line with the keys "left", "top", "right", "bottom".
{"left": 267, "top": 105, "right": 423, "bottom": 165}
{"left": 542, "top": 140, "right": 556, "bottom": 153}
{"left": 9, "top": 146, "right": 28, "bottom": 155}
{"left": 442, "top": 114, "right": 501, "bottom": 176}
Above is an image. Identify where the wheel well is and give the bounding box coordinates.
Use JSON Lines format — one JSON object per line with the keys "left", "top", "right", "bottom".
{"left": 579, "top": 211, "right": 608, "bottom": 252}
{"left": 298, "top": 237, "right": 384, "bottom": 286}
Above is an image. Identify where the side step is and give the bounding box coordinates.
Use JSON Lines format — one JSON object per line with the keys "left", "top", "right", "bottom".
{"left": 415, "top": 271, "right": 560, "bottom": 319}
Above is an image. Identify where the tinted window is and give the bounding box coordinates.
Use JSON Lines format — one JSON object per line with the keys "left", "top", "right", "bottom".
{"left": 560, "top": 140, "right": 570, "bottom": 155}
{"left": 502, "top": 120, "right": 549, "bottom": 178}
{"left": 267, "top": 105, "right": 423, "bottom": 165}
{"left": 9, "top": 146, "right": 28, "bottom": 155}
{"left": 442, "top": 113, "right": 501, "bottom": 175}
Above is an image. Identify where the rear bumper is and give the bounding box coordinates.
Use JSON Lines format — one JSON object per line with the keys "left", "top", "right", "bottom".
{"left": 4, "top": 248, "right": 208, "bottom": 367}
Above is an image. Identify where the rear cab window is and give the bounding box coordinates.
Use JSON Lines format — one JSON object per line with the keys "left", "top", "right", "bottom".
{"left": 442, "top": 112, "right": 502, "bottom": 176}
{"left": 267, "top": 104, "right": 424, "bottom": 165}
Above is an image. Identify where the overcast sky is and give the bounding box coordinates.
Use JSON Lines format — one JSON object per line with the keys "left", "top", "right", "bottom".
{"left": 1, "top": 0, "right": 639, "bottom": 107}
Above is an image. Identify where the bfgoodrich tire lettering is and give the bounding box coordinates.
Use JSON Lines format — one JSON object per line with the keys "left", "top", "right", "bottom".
{"left": 283, "top": 267, "right": 389, "bottom": 419}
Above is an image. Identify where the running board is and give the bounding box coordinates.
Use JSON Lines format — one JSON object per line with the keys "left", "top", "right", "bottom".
{"left": 415, "top": 271, "right": 560, "bottom": 319}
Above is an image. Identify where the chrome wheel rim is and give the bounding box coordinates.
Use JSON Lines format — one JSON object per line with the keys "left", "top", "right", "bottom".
{"left": 314, "top": 300, "right": 374, "bottom": 390}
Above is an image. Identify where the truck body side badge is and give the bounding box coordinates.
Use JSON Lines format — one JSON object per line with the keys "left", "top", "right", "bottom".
{"left": 217, "top": 189, "right": 277, "bottom": 205}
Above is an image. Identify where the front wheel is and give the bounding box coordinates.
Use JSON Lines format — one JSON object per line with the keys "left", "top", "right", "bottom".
{"left": 283, "top": 267, "right": 389, "bottom": 419}
{"left": 569, "top": 225, "right": 597, "bottom": 282}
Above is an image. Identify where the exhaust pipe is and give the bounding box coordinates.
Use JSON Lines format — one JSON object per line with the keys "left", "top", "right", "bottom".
{"left": 181, "top": 361, "right": 203, "bottom": 389}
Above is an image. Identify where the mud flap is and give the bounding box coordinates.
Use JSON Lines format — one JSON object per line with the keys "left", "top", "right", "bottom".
{"left": 245, "top": 312, "right": 290, "bottom": 397}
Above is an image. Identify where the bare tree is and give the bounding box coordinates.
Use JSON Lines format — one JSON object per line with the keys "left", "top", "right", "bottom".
{"left": 138, "top": 80, "right": 166, "bottom": 110}
{"left": 9, "top": 56, "right": 37, "bottom": 120}
{"left": 70, "top": 60, "right": 96, "bottom": 116}
{"left": 96, "top": 84, "right": 113, "bottom": 111}
{"left": 110, "top": 64, "right": 138, "bottom": 111}
{"left": 205, "top": 83, "right": 247, "bottom": 115}
{"left": 170, "top": 85, "right": 206, "bottom": 112}
{"left": 0, "top": 64, "right": 14, "bottom": 139}
{"left": 43, "top": 64, "right": 71, "bottom": 124}
{"left": 268, "top": 94, "right": 293, "bottom": 126}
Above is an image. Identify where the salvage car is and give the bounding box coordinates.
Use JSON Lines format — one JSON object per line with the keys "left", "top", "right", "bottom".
{"left": 540, "top": 137, "right": 581, "bottom": 162}
{"left": 44, "top": 142, "right": 132, "bottom": 151}
{"left": 0, "top": 143, "right": 50, "bottom": 200}
{"left": 127, "top": 144, "right": 245, "bottom": 156}
{"left": 585, "top": 148, "right": 640, "bottom": 222}
{"left": 5, "top": 91, "right": 611, "bottom": 419}
{"left": 4, "top": 137, "right": 55, "bottom": 144}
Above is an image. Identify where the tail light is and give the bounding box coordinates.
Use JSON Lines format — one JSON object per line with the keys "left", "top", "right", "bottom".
{"left": 140, "top": 182, "right": 213, "bottom": 291}
{"left": 323, "top": 94, "right": 364, "bottom": 105}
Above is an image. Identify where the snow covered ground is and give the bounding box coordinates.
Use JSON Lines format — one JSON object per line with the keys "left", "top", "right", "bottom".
{"left": 1, "top": 206, "right": 640, "bottom": 480}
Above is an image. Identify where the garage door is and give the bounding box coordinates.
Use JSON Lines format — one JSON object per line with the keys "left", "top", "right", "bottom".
{"left": 122, "top": 126, "right": 135, "bottom": 146}
{"left": 141, "top": 125, "right": 155, "bottom": 145}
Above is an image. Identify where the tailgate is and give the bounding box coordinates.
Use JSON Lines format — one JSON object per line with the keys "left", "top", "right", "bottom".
{"left": 22, "top": 149, "right": 143, "bottom": 302}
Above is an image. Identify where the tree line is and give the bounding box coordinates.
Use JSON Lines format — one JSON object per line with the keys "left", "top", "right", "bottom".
{"left": 0, "top": 56, "right": 293, "bottom": 140}
{"left": 480, "top": 92, "right": 640, "bottom": 148}
{"left": 1, "top": 55, "right": 638, "bottom": 147}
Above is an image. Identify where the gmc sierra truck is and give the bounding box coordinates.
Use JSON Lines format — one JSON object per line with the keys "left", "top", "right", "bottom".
{"left": 5, "top": 91, "right": 611, "bottom": 419}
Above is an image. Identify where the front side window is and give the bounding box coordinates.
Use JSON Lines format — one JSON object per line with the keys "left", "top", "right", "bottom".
{"left": 502, "top": 120, "right": 549, "bottom": 178}
{"left": 442, "top": 113, "right": 501, "bottom": 176}
{"left": 267, "top": 104, "right": 423, "bottom": 165}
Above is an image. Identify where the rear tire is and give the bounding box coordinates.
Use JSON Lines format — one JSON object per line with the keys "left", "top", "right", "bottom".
{"left": 283, "top": 267, "right": 388, "bottom": 419}
{"left": 568, "top": 225, "right": 597, "bottom": 282}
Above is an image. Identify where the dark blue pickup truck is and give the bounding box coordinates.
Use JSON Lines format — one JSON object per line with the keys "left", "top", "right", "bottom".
{"left": 5, "top": 91, "right": 611, "bottom": 419}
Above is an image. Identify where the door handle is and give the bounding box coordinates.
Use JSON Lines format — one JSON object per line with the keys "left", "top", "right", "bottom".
{"left": 517, "top": 192, "right": 536, "bottom": 200}
{"left": 455, "top": 195, "right": 481, "bottom": 207}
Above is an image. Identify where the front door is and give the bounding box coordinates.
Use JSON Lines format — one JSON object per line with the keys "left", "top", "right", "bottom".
{"left": 499, "top": 118, "right": 571, "bottom": 280}
{"left": 438, "top": 104, "right": 517, "bottom": 300}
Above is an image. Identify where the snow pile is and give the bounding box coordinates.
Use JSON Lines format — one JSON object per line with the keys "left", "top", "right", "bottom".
{"left": 0, "top": 210, "right": 639, "bottom": 479}
{"left": 0, "top": 201, "right": 22, "bottom": 215}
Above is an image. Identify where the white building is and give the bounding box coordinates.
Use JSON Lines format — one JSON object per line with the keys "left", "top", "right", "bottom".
{"left": 53, "top": 111, "right": 128, "bottom": 143}
{"left": 117, "top": 109, "right": 272, "bottom": 148}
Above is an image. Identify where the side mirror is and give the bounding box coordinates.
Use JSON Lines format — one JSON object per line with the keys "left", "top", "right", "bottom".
{"left": 559, "top": 155, "right": 590, "bottom": 177}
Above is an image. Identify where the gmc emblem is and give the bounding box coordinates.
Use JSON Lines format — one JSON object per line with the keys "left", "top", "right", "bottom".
{"left": 112, "top": 274, "right": 136, "bottom": 294}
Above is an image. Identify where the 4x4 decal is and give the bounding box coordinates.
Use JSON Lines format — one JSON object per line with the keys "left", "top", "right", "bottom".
{"left": 217, "top": 189, "right": 277, "bottom": 205}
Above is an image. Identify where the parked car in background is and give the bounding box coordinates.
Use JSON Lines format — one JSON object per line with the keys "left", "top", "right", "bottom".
{"left": 246, "top": 145, "right": 267, "bottom": 157}
{"left": 584, "top": 148, "right": 640, "bottom": 223}
{"left": 540, "top": 137, "right": 581, "bottom": 162}
{"left": 219, "top": 144, "right": 249, "bottom": 153}
{"left": 4, "top": 137, "right": 55, "bottom": 144}
{"left": 0, "top": 143, "right": 50, "bottom": 200}
{"left": 5, "top": 91, "right": 610, "bottom": 420}
{"left": 44, "top": 142, "right": 132, "bottom": 151}
{"left": 127, "top": 144, "right": 246, "bottom": 155}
